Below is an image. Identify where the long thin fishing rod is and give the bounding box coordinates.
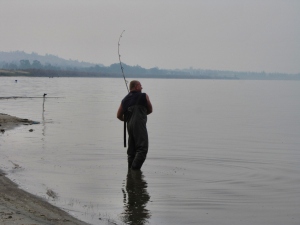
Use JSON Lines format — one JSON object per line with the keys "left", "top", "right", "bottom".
{"left": 118, "top": 30, "right": 129, "bottom": 93}
{"left": 118, "top": 30, "right": 129, "bottom": 148}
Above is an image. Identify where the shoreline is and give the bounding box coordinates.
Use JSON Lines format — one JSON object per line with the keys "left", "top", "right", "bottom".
{"left": 0, "top": 113, "right": 40, "bottom": 131}
{"left": 0, "top": 113, "right": 90, "bottom": 225}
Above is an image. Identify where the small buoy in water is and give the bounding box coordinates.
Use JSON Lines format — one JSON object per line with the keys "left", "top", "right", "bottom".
{"left": 29, "top": 129, "right": 34, "bottom": 132}
{"left": 15, "top": 80, "right": 17, "bottom": 82}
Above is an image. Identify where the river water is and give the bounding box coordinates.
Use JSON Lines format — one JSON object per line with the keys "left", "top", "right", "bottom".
{"left": 0, "top": 77, "right": 300, "bottom": 225}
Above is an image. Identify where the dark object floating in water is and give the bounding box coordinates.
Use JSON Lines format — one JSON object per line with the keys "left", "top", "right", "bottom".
{"left": 46, "top": 189, "right": 58, "bottom": 199}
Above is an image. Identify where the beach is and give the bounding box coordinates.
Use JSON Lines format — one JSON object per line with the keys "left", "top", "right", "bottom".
{"left": 0, "top": 113, "right": 89, "bottom": 225}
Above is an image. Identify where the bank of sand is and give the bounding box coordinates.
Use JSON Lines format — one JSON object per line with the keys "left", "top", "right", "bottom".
{"left": 0, "top": 113, "right": 90, "bottom": 225}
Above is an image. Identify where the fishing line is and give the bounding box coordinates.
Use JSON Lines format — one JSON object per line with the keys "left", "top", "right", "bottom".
{"left": 0, "top": 96, "right": 63, "bottom": 99}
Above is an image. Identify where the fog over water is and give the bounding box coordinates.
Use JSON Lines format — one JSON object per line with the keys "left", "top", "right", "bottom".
{"left": 1, "top": 77, "right": 300, "bottom": 225}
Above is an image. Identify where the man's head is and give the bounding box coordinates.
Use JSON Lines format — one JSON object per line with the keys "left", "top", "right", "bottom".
{"left": 129, "top": 80, "right": 142, "bottom": 92}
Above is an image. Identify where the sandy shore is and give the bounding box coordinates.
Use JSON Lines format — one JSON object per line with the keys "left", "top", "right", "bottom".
{"left": 0, "top": 113, "right": 90, "bottom": 225}
{"left": 0, "top": 113, "right": 39, "bottom": 131}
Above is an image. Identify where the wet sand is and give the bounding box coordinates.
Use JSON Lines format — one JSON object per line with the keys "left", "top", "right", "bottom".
{"left": 0, "top": 113, "right": 90, "bottom": 225}
{"left": 0, "top": 113, "right": 39, "bottom": 131}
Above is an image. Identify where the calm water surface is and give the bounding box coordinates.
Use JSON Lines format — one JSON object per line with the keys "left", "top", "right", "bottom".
{"left": 1, "top": 77, "right": 300, "bottom": 225}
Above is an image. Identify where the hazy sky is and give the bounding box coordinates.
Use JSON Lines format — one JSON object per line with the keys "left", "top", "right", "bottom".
{"left": 1, "top": 0, "right": 299, "bottom": 73}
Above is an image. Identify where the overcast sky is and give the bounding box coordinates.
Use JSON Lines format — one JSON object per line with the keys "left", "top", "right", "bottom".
{"left": 1, "top": 0, "right": 299, "bottom": 74}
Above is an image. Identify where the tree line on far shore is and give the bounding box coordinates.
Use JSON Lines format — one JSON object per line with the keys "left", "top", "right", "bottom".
{"left": 1, "top": 51, "right": 299, "bottom": 80}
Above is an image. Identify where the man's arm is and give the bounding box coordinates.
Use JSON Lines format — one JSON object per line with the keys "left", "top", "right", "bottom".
{"left": 117, "top": 103, "right": 124, "bottom": 121}
{"left": 146, "top": 94, "right": 153, "bottom": 115}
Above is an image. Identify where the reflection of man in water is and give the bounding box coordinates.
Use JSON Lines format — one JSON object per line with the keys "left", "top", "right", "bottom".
{"left": 121, "top": 170, "right": 151, "bottom": 225}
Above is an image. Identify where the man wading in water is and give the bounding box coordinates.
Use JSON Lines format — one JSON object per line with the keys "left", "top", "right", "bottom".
{"left": 117, "top": 80, "right": 153, "bottom": 170}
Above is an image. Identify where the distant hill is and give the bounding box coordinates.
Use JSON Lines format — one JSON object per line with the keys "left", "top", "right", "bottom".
{"left": 0, "top": 51, "right": 299, "bottom": 80}
{"left": 0, "top": 51, "right": 103, "bottom": 69}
